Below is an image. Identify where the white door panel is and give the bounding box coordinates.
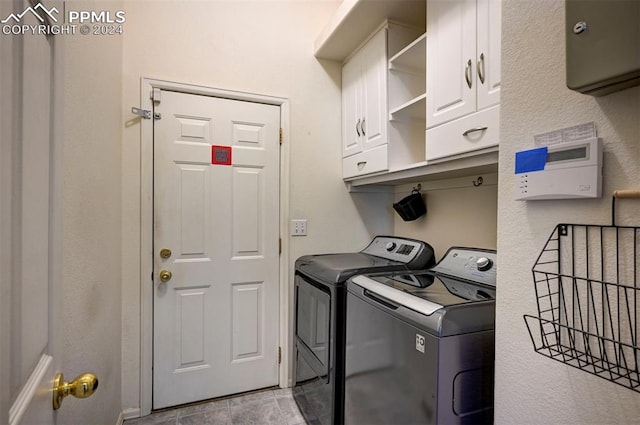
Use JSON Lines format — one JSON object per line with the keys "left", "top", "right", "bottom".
{"left": 153, "top": 91, "right": 280, "bottom": 409}
{"left": 361, "top": 28, "right": 387, "bottom": 150}
{"left": 342, "top": 58, "right": 362, "bottom": 157}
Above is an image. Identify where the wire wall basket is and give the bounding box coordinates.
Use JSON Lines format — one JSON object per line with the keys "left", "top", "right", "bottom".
{"left": 524, "top": 217, "right": 640, "bottom": 392}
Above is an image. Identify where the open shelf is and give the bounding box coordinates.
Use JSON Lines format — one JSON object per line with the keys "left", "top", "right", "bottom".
{"left": 389, "top": 32, "right": 426, "bottom": 74}
{"left": 389, "top": 94, "right": 426, "bottom": 122}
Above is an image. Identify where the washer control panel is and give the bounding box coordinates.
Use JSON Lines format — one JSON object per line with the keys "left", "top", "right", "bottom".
{"left": 431, "top": 247, "right": 497, "bottom": 287}
{"left": 362, "top": 236, "right": 432, "bottom": 265}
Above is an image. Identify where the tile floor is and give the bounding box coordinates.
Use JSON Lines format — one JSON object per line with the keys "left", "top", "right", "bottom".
{"left": 124, "top": 388, "right": 317, "bottom": 425}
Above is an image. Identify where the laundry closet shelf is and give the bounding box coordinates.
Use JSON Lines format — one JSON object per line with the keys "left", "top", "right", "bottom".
{"left": 388, "top": 32, "right": 426, "bottom": 73}
{"left": 389, "top": 94, "right": 426, "bottom": 122}
{"left": 345, "top": 148, "right": 498, "bottom": 188}
{"left": 314, "top": 0, "right": 426, "bottom": 61}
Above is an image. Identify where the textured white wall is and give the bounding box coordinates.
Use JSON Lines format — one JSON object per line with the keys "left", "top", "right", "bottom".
{"left": 496, "top": 1, "right": 640, "bottom": 423}
{"left": 120, "top": 0, "right": 392, "bottom": 411}
{"left": 59, "top": 1, "right": 123, "bottom": 423}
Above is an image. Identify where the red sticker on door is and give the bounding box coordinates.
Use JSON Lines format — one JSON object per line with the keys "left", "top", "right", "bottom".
{"left": 211, "top": 145, "right": 232, "bottom": 165}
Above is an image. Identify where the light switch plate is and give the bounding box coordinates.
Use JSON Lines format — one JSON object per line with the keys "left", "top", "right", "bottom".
{"left": 291, "top": 219, "right": 307, "bottom": 236}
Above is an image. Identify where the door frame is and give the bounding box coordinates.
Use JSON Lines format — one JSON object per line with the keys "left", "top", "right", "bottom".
{"left": 139, "top": 78, "right": 291, "bottom": 416}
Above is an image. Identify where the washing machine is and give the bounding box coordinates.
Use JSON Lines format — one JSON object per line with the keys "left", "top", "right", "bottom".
{"left": 294, "top": 236, "right": 435, "bottom": 425}
{"left": 344, "top": 247, "right": 497, "bottom": 425}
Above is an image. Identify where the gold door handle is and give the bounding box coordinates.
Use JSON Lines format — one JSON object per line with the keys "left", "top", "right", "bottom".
{"left": 159, "top": 248, "right": 172, "bottom": 259}
{"left": 53, "top": 372, "right": 98, "bottom": 410}
{"left": 159, "top": 270, "right": 172, "bottom": 282}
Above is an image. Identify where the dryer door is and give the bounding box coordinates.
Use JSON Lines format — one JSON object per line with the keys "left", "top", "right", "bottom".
{"left": 295, "top": 274, "right": 331, "bottom": 376}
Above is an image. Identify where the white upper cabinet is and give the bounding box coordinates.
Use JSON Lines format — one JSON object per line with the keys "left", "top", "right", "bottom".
{"left": 426, "top": 0, "right": 477, "bottom": 128}
{"left": 342, "top": 27, "right": 388, "bottom": 158}
{"left": 426, "top": 0, "right": 501, "bottom": 129}
{"left": 425, "top": 0, "right": 501, "bottom": 162}
{"left": 341, "top": 23, "right": 423, "bottom": 179}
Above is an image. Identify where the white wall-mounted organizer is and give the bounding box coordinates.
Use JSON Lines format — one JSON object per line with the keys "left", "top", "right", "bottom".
{"left": 388, "top": 31, "right": 427, "bottom": 171}
{"left": 340, "top": 21, "right": 425, "bottom": 179}
{"left": 316, "top": 0, "right": 501, "bottom": 188}
{"left": 524, "top": 191, "right": 640, "bottom": 393}
{"left": 388, "top": 32, "right": 426, "bottom": 121}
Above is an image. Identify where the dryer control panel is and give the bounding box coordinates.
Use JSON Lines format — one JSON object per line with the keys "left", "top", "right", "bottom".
{"left": 431, "top": 247, "right": 497, "bottom": 287}
{"left": 361, "top": 236, "right": 435, "bottom": 269}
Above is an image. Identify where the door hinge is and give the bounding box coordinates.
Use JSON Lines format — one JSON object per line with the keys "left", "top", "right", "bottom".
{"left": 278, "top": 347, "right": 282, "bottom": 364}
{"left": 152, "top": 87, "right": 161, "bottom": 103}
{"left": 131, "top": 107, "right": 161, "bottom": 120}
{"left": 279, "top": 238, "right": 282, "bottom": 255}
{"left": 279, "top": 128, "right": 283, "bottom": 145}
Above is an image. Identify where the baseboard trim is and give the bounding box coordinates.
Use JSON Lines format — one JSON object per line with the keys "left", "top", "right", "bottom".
{"left": 119, "top": 407, "right": 141, "bottom": 424}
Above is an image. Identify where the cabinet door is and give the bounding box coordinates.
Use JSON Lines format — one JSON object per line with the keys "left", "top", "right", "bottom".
{"left": 476, "top": 0, "right": 501, "bottom": 110}
{"left": 427, "top": 0, "right": 477, "bottom": 128}
{"left": 342, "top": 56, "right": 362, "bottom": 158}
{"left": 360, "top": 28, "right": 388, "bottom": 151}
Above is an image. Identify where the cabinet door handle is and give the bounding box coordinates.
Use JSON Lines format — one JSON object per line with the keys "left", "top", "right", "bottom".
{"left": 361, "top": 118, "right": 366, "bottom": 136}
{"left": 478, "top": 53, "right": 486, "bottom": 84}
{"left": 462, "top": 126, "right": 488, "bottom": 137}
{"left": 356, "top": 119, "right": 361, "bottom": 137}
{"left": 357, "top": 161, "right": 367, "bottom": 169}
{"left": 465, "top": 59, "right": 473, "bottom": 89}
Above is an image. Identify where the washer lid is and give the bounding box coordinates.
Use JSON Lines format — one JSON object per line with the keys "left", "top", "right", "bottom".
{"left": 350, "top": 274, "right": 445, "bottom": 316}
{"left": 295, "top": 253, "right": 407, "bottom": 285}
{"left": 361, "top": 271, "right": 495, "bottom": 310}
{"left": 348, "top": 271, "right": 496, "bottom": 335}
{"left": 364, "top": 271, "right": 496, "bottom": 308}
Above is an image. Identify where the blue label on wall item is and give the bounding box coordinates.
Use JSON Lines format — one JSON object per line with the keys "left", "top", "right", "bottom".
{"left": 515, "top": 147, "right": 548, "bottom": 174}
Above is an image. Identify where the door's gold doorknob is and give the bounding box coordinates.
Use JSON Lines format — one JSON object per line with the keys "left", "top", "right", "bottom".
{"left": 53, "top": 372, "right": 98, "bottom": 410}
{"left": 159, "top": 248, "right": 172, "bottom": 259}
{"left": 159, "top": 270, "right": 172, "bottom": 282}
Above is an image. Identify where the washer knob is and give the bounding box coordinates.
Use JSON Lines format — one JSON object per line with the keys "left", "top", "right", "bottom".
{"left": 476, "top": 257, "right": 493, "bottom": 272}
{"left": 386, "top": 242, "right": 397, "bottom": 252}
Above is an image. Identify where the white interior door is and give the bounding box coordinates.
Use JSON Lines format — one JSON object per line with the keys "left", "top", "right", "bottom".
{"left": 1, "top": 1, "right": 63, "bottom": 423}
{"left": 153, "top": 90, "right": 281, "bottom": 409}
